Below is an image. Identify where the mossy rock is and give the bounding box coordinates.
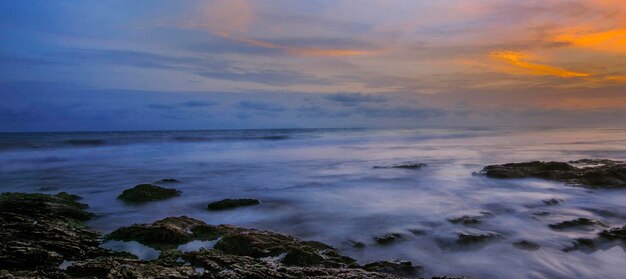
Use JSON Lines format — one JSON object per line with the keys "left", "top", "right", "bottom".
{"left": 117, "top": 184, "right": 181, "bottom": 204}
{"left": 107, "top": 216, "right": 230, "bottom": 250}
{"left": 0, "top": 192, "right": 93, "bottom": 221}
{"left": 207, "top": 199, "right": 260, "bottom": 211}
{"left": 479, "top": 159, "right": 626, "bottom": 188}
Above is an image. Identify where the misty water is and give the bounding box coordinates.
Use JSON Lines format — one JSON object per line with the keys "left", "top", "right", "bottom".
{"left": 1, "top": 128, "right": 625, "bottom": 278}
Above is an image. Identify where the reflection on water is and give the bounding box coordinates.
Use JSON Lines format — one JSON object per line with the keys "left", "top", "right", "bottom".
{"left": 1, "top": 128, "right": 625, "bottom": 278}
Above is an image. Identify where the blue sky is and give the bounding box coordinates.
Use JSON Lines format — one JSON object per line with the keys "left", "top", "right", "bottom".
{"left": 1, "top": 0, "right": 625, "bottom": 131}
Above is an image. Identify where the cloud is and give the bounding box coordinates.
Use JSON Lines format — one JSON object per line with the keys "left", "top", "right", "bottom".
{"left": 236, "top": 101, "right": 286, "bottom": 112}
{"left": 325, "top": 93, "right": 387, "bottom": 107}
{"left": 147, "top": 100, "right": 217, "bottom": 110}
{"left": 490, "top": 51, "right": 590, "bottom": 78}
{"left": 358, "top": 106, "right": 447, "bottom": 118}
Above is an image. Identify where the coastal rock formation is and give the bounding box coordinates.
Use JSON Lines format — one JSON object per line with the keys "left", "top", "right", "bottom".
{"left": 512, "top": 240, "right": 540, "bottom": 251}
{"left": 456, "top": 230, "right": 502, "bottom": 245}
{"left": 374, "top": 163, "right": 426, "bottom": 169}
{"left": 374, "top": 233, "right": 403, "bottom": 245}
{"left": 599, "top": 226, "right": 626, "bottom": 241}
{"left": 0, "top": 192, "right": 108, "bottom": 274}
{"left": 1, "top": 192, "right": 471, "bottom": 278}
{"left": 107, "top": 216, "right": 238, "bottom": 250}
{"left": 207, "top": 198, "right": 261, "bottom": 210}
{"left": 548, "top": 218, "right": 607, "bottom": 230}
{"left": 479, "top": 159, "right": 626, "bottom": 188}
{"left": 117, "top": 183, "right": 181, "bottom": 204}
{"left": 363, "top": 260, "right": 424, "bottom": 277}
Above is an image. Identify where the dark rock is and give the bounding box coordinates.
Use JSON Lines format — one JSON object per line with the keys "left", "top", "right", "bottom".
{"left": 363, "top": 260, "right": 423, "bottom": 277}
{"left": 0, "top": 192, "right": 104, "bottom": 272}
{"left": 374, "top": 233, "right": 402, "bottom": 245}
{"left": 408, "top": 229, "right": 426, "bottom": 236}
{"left": 562, "top": 238, "right": 598, "bottom": 252}
{"left": 117, "top": 184, "right": 181, "bottom": 204}
{"left": 449, "top": 215, "right": 482, "bottom": 225}
{"left": 107, "top": 216, "right": 234, "bottom": 250}
{"left": 599, "top": 226, "right": 626, "bottom": 241}
{"left": 549, "top": 218, "right": 607, "bottom": 230}
{"left": 457, "top": 231, "right": 501, "bottom": 245}
{"left": 513, "top": 240, "right": 540, "bottom": 251}
{"left": 542, "top": 198, "right": 563, "bottom": 206}
{"left": 345, "top": 240, "right": 366, "bottom": 248}
{"left": 374, "top": 163, "right": 426, "bottom": 169}
{"left": 479, "top": 159, "right": 626, "bottom": 188}
{"left": 207, "top": 198, "right": 260, "bottom": 210}
{"left": 182, "top": 248, "right": 395, "bottom": 279}
{"left": 156, "top": 178, "right": 180, "bottom": 183}
{"left": 214, "top": 230, "right": 355, "bottom": 268}
{"left": 65, "top": 258, "right": 198, "bottom": 278}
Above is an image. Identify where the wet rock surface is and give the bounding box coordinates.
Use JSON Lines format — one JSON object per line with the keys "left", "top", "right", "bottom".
{"left": 1, "top": 192, "right": 467, "bottom": 278}
{"left": 374, "top": 163, "right": 426, "bottom": 169}
{"left": 479, "top": 159, "right": 626, "bottom": 188}
{"left": 107, "top": 215, "right": 238, "bottom": 250}
{"left": 548, "top": 218, "right": 607, "bottom": 230}
{"left": 0, "top": 193, "right": 109, "bottom": 275}
{"left": 363, "top": 260, "right": 423, "bottom": 277}
{"left": 117, "top": 183, "right": 182, "bottom": 204}
{"left": 456, "top": 230, "right": 502, "bottom": 245}
{"left": 448, "top": 215, "right": 482, "bottom": 225}
{"left": 207, "top": 198, "right": 261, "bottom": 210}
{"left": 512, "top": 240, "right": 540, "bottom": 251}
{"left": 374, "top": 233, "right": 403, "bottom": 245}
{"left": 599, "top": 225, "right": 626, "bottom": 241}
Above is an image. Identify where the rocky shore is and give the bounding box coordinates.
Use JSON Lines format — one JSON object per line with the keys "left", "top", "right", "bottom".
{"left": 478, "top": 159, "right": 626, "bottom": 188}
{"left": 2, "top": 158, "right": 625, "bottom": 278}
{"left": 0, "top": 192, "right": 465, "bottom": 278}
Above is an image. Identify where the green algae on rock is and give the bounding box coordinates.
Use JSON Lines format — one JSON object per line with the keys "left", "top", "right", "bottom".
{"left": 117, "top": 183, "right": 181, "bottom": 204}
{"left": 479, "top": 159, "right": 626, "bottom": 188}
{"left": 107, "top": 216, "right": 235, "bottom": 250}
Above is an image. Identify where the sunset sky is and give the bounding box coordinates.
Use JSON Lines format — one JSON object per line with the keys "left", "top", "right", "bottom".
{"left": 1, "top": 0, "right": 625, "bottom": 131}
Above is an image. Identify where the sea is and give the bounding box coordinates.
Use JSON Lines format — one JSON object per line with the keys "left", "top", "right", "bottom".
{"left": 1, "top": 127, "right": 625, "bottom": 278}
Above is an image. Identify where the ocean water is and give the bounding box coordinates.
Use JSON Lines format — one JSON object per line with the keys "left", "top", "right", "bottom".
{"left": 1, "top": 127, "right": 625, "bottom": 278}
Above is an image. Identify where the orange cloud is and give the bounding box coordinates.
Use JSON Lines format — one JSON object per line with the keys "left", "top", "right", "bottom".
{"left": 490, "top": 51, "right": 590, "bottom": 78}
{"left": 555, "top": 28, "right": 626, "bottom": 53}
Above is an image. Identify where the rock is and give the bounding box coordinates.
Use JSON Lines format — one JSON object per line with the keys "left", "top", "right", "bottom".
{"left": 374, "top": 163, "right": 426, "bottom": 169}
{"left": 479, "top": 159, "right": 626, "bottom": 188}
{"left": 214, "top": 230, "right": 355, "bottom": 268}
{"left": 117, "top": 184, "right": 181, "bottom": 204}
{"left": 65, "top": 258, "right": 199, "bottom": 278}
{"left": 449, "top": 215, "right": 482, "bottom": 225}
{"left": 457, "top": 231, "right": 501, "bottom": 245}
{"left": 182, "top": 248, "right": 395, "bottom": 279}
{"left": 374, "top": 233, "right": 402, "bottom": 245}
{"left": 345, "top": 240, "right": 366, "bottom": 248}
{"left": 549, "top": 218, "right": 607, "bottom": 230}
{"left": 156, "top": 178, "right": 180, "bottom": 183}
{"left": 542, "top": 198, "right": 563, "bottom": 206}
{"left": 562, "top": 238, "right": 598, "bottom": 252}
{"left": 207, "top": 198, "right": 261, "bottom": 210}
{"left": 363, "top": 260, "right": 423, "bottom": 277}
{"left": 107, "top": 216, "right": 235, "bottom": 250}
{"left": 0, "top": 192, "right": 104, "bottom": 273}
{"left": 513, "top": 240, "right": 540, "bottom": 251}
{"left": 599, "top": 226, "right": 626, "bottom": 241}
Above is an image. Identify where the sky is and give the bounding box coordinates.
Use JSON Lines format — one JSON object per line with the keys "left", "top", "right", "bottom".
{"left": 1, "top": 0, "right": 625, "bottom": 132}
